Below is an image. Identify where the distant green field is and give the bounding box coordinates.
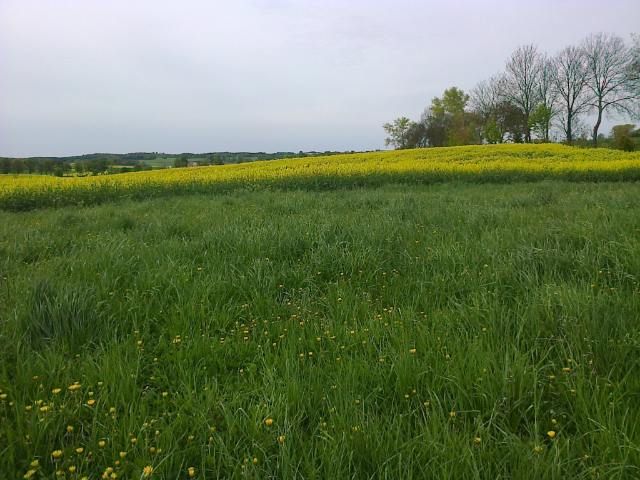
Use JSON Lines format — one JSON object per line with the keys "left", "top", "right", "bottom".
{"left": 142, "top": 157, "right": 176, "bottom": 168}
{"left": 1, "top": 182, "right": 639, "bottom": 478}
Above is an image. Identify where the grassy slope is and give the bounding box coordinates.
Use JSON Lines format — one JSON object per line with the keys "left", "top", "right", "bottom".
{"left": 1, "top": 182, "right": 639, "bottom": 478}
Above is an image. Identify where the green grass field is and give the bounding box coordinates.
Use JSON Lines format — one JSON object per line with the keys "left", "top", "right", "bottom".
{"left": 1, "top": 178, "right": 639, "bottom": 478}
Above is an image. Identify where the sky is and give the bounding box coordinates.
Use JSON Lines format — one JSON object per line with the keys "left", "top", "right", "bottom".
{"left": 0, "top": 0, "right": 638, "bottom": 157}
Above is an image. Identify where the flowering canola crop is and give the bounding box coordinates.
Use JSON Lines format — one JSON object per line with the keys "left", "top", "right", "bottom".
{"left": 1, "top": 144, "right": 639, "bottom": 210}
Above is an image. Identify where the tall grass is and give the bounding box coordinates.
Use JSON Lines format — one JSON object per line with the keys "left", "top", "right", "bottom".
{"left": 0, "top": 182, "right": 639, "bottom": 478}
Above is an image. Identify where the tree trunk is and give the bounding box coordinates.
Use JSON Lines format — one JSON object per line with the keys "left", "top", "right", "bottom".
{"left": 592, "top": 106, "right": 603, "bottom": 148}
{"left": 544, "top": 120, "right": 550, "bottom": 142}
{"left": 566, "top": 116, "right": 573, "bottom": 145}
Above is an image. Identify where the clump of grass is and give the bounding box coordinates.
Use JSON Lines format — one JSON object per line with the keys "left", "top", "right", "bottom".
{"left": 24, "top": 280, "right": 105, "bottom": 349}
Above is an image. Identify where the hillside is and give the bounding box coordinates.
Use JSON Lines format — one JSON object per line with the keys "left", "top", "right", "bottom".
{"left": 1, "top": 144, "right": 640, "bottom": 211}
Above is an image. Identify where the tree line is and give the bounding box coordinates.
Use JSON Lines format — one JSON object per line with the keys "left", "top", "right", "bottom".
{"left": 384, "top": 32, "right": 640, "bottom": 150}
{"left": 0, "top": 151, "right": 352, "bottom": 176}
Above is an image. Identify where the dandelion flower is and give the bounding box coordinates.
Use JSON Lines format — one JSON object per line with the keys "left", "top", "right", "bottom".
{"left": 51, "top": 450, "right": 63, "bottom": 459}
{"left": 547, "top": 430, "right": 556, "bottom": 439}
{"left": 187, "top": 467, "right": 196, "bottom": 478}
{"left": 142, "top": 465, "right": 154, "bottom": 477}
{"left": 264, "top": 418, "right": 274, "bottom": 427}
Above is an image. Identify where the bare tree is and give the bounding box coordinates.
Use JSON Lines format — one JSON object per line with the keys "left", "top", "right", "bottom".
{"left": 626, "top": 34, "right": 640, "bottom": 116}
{"left": 553, "top": 46, "right": 591, "bottom": 145}
{"left": 503, "top": 45, "right": 541, "bottom": 143}
{"left": 470, "top": 75, "right": 505, "bottom": 119}
{"left": 582, "top": 33, "right": 638, "bottom": 146}
{"left": 534, "top": 56, "right": 558, "bottom": 141}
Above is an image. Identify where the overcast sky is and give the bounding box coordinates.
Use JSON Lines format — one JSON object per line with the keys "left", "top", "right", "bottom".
{"left": 0, "top": 0, "right": 638, "bottom": 157}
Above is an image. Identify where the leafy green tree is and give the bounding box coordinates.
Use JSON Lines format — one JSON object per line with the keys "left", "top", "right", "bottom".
{"left": 611, "top": 124, "right": 636, "bottom": 151}
{"left": 529, "top": 104, "right": 554, "bottom": 142}
{"left": 404, "top": 121, "right": 429, "bottom": 148}
{"left": 383, "top": 117, "right": 413, "bottom": 149}
{"left": 484, "top": 118, "right": 503, "bottom": 144}
{"left": 423, "top": 87, "right": 480, "bottom": 146}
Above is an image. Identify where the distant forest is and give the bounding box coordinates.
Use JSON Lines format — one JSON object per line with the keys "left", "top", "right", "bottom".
{"left": 0, "top": 150, "right": 351, "bottom": 176}
{"left": 384, "top": 32, "right": 640, "bottom": 150}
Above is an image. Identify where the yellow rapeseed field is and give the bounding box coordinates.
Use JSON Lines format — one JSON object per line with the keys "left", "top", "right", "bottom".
{"left": 1, "top": 144, "right": 639, "bottom": 210}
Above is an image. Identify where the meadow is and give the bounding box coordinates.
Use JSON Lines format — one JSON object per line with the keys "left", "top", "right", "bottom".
{"left": 1, "top": 145, "right": 640, "bottom": 479}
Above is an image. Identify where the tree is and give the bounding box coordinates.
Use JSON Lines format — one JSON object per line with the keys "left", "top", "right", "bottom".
{"left": 582, "top": 33, "right": 638, "bottom": 147}
{"left": 404, "top": 121, "right": 429, "bottom": 148}
{"left": 534, "top": 56, "right": 558, "bottom": 141}
{"left": 629, "top": 34, "right": 640, "bottom": 99}
{"left": 470, "top": 76, "right": 528, "bottom": 143}
{"left": 553, "top": 45, "right": 591, "bottom": 145}
{"left": 174, "top": 154, "right": 189, "bottom": 168}
{"left": 470, "top": 76, "right": 505, "bottom": 121}
{"left": 383, "top": 117, "right": 413, "bottom": 149}
{"left": 422, "top": 108, "right": 447, "bottom": 147}
{"left": 529, "top": 104, "right": 554, "bottom": 142}
{"left": 611, "top": 124, "right": 636, "bottom": 151}
{"left": 425, "top": 87, "right": 479, "bottom": 146}
{"left": 503, "top": 45, "right": 542, "bottom": 143}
